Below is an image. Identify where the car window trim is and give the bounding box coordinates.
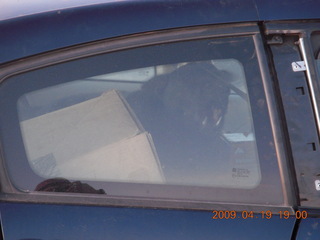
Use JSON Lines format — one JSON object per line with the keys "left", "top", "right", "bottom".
{"left": 0, "top": 23, "right": 294, "bottom": 213}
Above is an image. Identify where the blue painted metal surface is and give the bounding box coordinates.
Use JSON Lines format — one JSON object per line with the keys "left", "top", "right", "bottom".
{"left": 255, "top": 0, "right": 320, "bottom": 21}
{"left": 1, "top": 0, "right": 319, "bottom": 64}
{"left": 296, "top": 217, "right": 320, "bottom": 239}
{"left": 0, "top": 0, "right": 257, "bottom": 64}
{"left": 0, "top": 203, "right": 295, "bottom": 240}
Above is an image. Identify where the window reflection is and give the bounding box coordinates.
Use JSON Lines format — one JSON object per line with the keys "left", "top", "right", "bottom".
{"left": 35, "top": 178, "right": 105, "bottom": 194}
{"left": 127, "top": 62, "right": 233, "bottom": 185}
{"left": 18, "top": 59, "right": 260, "bottom": 189}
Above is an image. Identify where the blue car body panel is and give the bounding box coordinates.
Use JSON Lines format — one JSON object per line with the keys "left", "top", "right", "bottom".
{"left": 255, "top": 0, "right": 320, "bottom": 21}
{"left": 0, "top": 203, "right": 295, "bottom": 240}
{"left": 1, "top": 0, "right": 320, "bottom": 64}
{"left": 0, "top": 0, "right": 257, "bottom": 64}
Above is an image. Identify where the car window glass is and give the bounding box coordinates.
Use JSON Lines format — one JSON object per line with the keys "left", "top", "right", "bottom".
{"left": 0, "top": 35, "right": 283, "bottom": 204}
{"left": 17, "top": 59, "right": 260, "bottom": 188}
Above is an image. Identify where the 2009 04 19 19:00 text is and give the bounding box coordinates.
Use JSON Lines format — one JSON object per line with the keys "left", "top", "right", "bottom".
{"left": 211, "top": 210, "right": 308, "bottom": 219}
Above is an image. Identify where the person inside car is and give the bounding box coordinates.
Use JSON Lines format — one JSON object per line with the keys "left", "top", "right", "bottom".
{"left": 128, "top": 62, "right": 234, "bottom": 185}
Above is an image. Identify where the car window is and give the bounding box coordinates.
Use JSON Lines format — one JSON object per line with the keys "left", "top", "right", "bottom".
{"left": 18, "top": 59, "right": 259, "bottom": 188}
{"left": 0, "top": 33, "right": 284, "bottom": 205}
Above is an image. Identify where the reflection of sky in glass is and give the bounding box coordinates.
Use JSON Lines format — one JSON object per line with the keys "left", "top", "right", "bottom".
{"left": 0, "top": 0, "right": 126, "bottom": 21}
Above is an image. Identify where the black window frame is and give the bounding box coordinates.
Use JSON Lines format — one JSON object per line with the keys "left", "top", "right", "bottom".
{"left": 0, "top": 23, "right": 295, "bottom": 213}
{"left": 265, "top": 21, "right": 320, "bottom": 209}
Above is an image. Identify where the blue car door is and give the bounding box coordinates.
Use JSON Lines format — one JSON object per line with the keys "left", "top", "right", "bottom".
{"left": 0, "top": 23, "right": 300, "bottom": 240}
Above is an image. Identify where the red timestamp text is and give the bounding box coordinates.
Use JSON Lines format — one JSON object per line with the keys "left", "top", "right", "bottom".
{"left": 211, "top": 210, "right": 308, "bottom": 220}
